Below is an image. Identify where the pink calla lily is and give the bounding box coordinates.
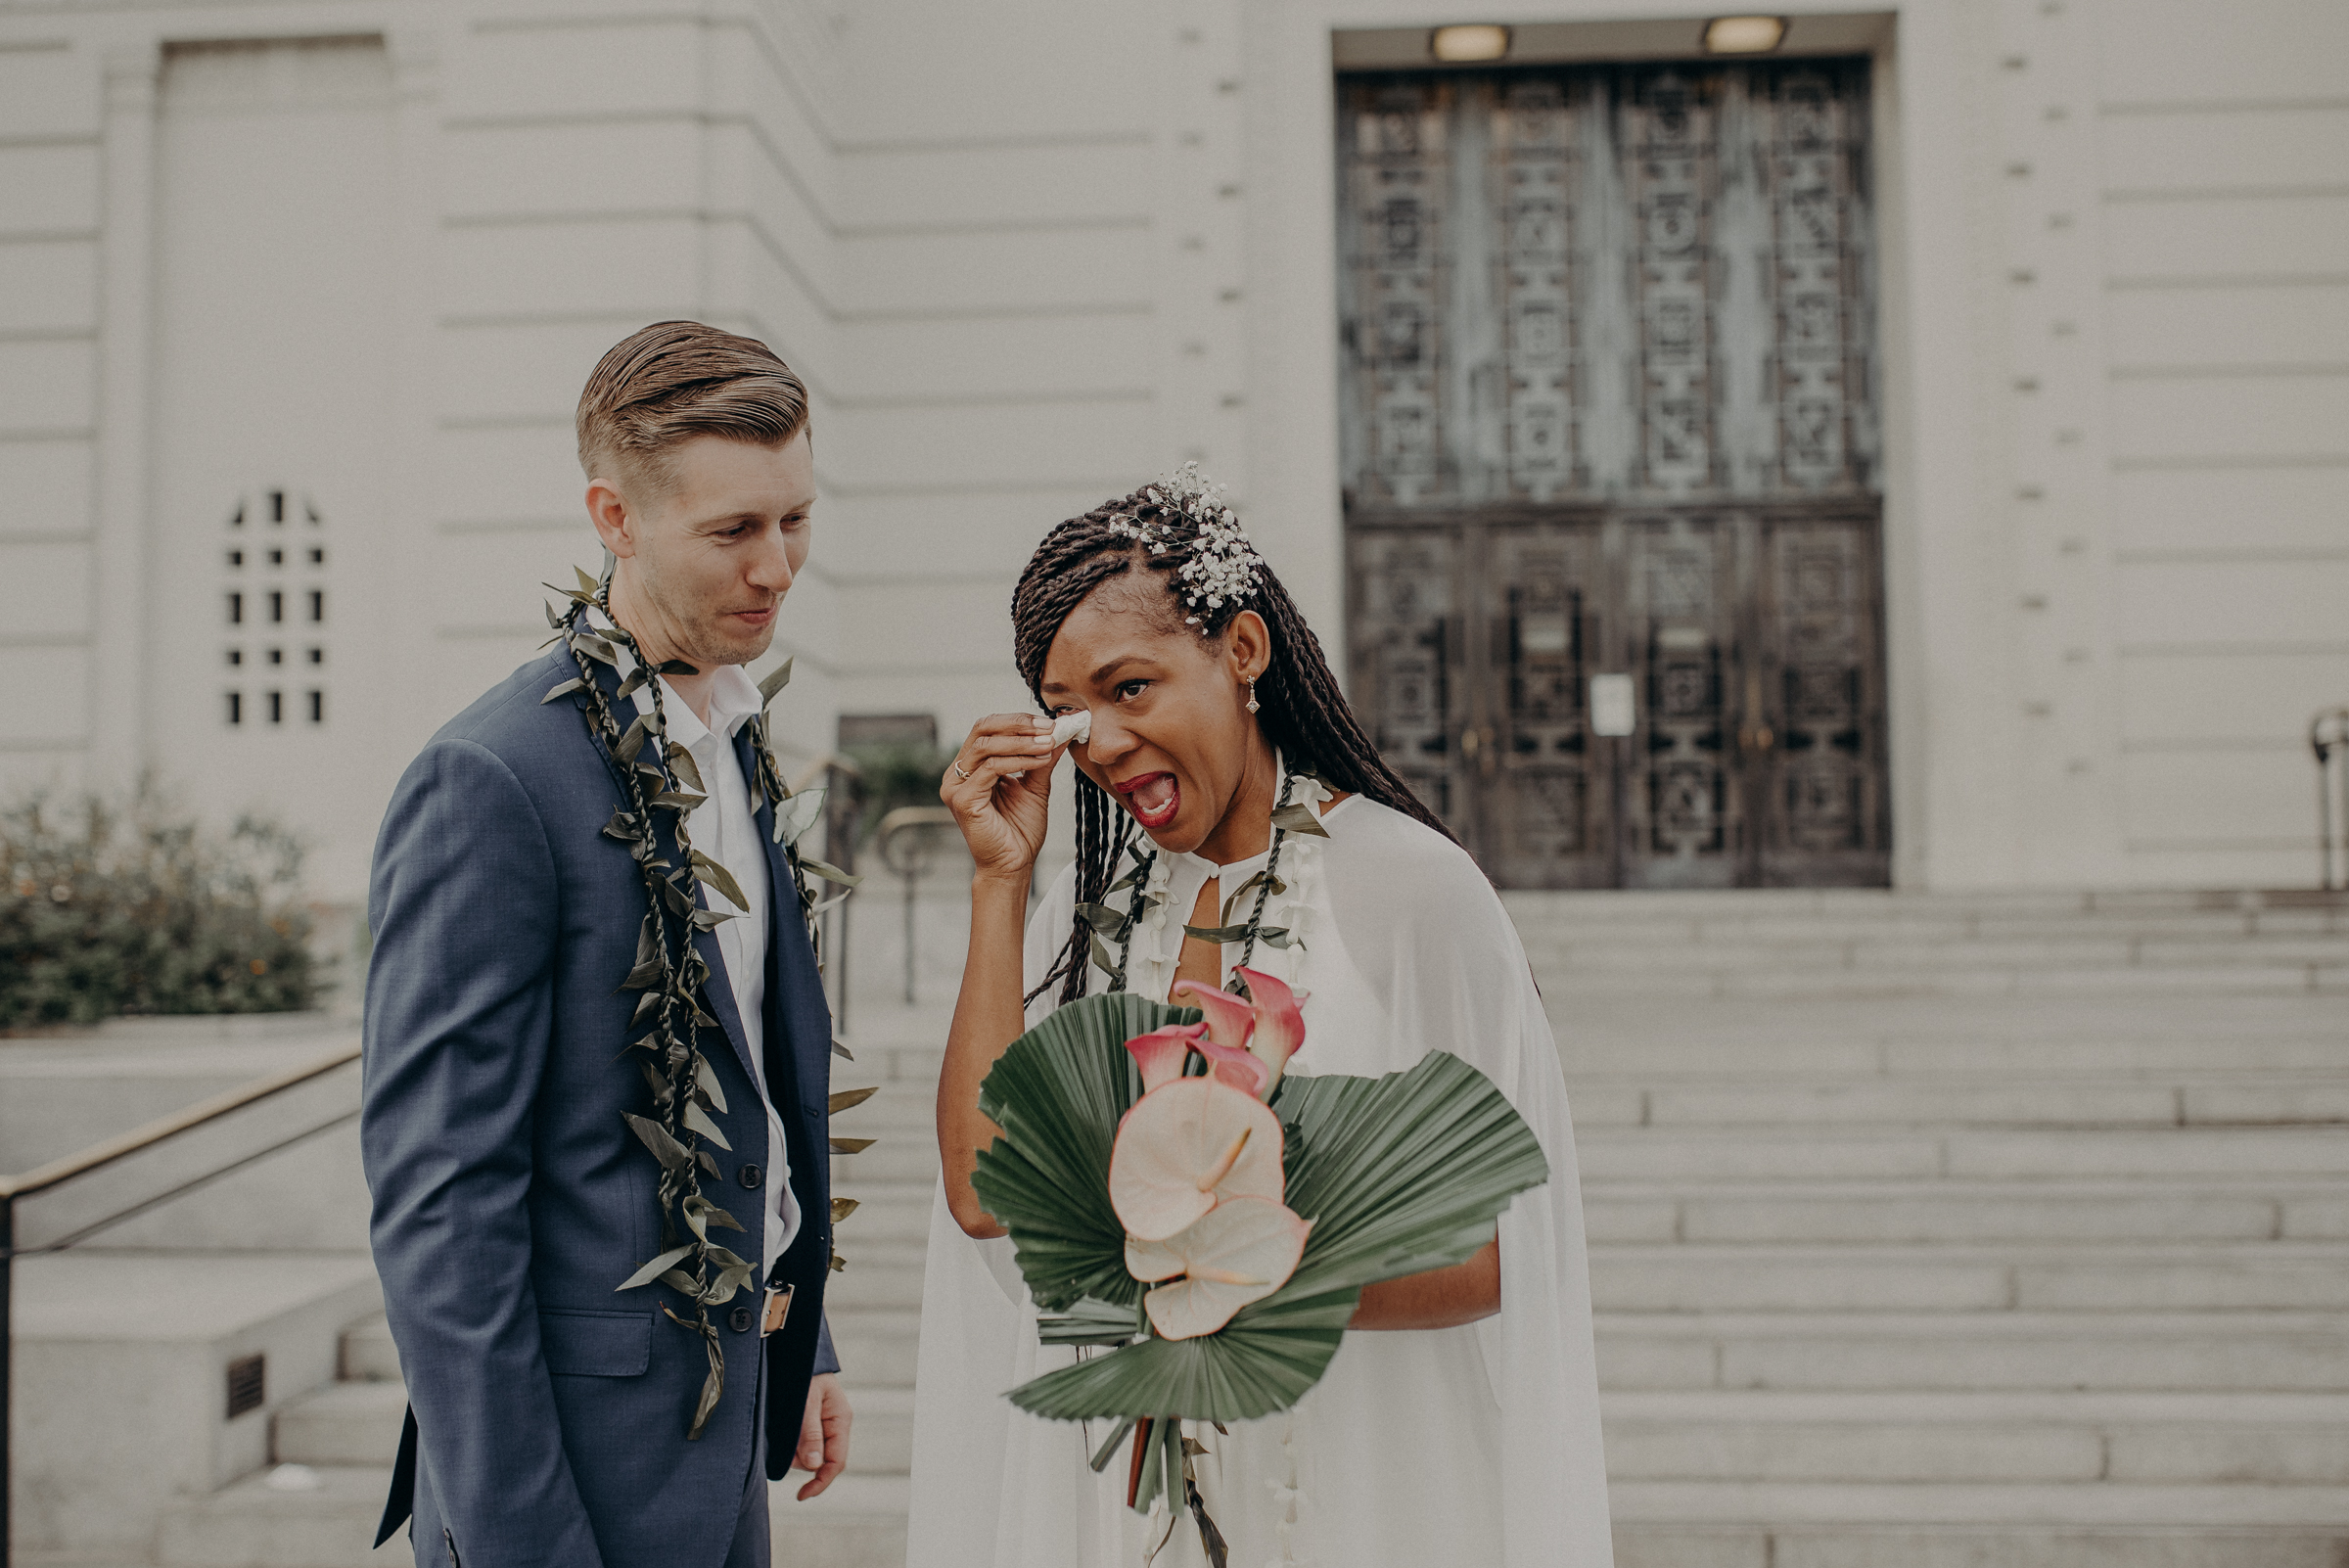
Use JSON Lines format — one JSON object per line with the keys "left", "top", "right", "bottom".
{"left": 1192, "top": 1038, "right": 1269, "bottom": 1097}
{"left": 1124, "top": 1195, "right": 1313, "bottom": 1340}
{"left": 1173, "top": 979, "right": 1257, "bottom": 1051}
{"left": 1108, "top": 1077, "right": 1285, "bottom": 1241}
{"left": 1230, "top": 967, "right": 1308, "bottom": 1090}
{"left": 1171, "top": 972, "right": 1311, "bottom": 1098}
{"left": 1124, "top": 1024, "right": 1205, "bottom": 1093}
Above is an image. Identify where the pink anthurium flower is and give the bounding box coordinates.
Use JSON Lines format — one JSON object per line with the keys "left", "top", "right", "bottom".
{"left": 1125, "top": 1196, "right": 1313, "bottom": 1340}
{"left": 1173, "top": 979, "right": 1256, "bottom": 1051}
{"left": 1192, "top": 1037, "right": 1269, "bottom": 1098}
{"left": 1108, "top": 1078, "right": 1285, "bottom": 1242}
{"left": 1124, "top": 1024, "right": 1205, "bottom": 1093}
{"left": 1172, "top": 971, "right": 1311, "bottom": 1098}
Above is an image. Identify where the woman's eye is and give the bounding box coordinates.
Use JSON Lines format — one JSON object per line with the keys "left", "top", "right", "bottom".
{"left": 1116, "top": 680, "right": 1150, "bottom": 702}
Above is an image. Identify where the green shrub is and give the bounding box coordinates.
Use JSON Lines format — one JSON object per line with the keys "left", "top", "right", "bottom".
{"left": 0, "top": 780, "right": 321, "bottom": 1029}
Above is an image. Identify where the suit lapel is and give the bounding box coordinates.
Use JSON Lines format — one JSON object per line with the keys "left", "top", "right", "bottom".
{"left": 734, "top": 731, "right": 832, "bottom": 1133}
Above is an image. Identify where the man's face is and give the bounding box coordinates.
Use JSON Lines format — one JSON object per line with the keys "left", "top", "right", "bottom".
{"left": 599, "top": 431, "right": 813, "bottom": 670}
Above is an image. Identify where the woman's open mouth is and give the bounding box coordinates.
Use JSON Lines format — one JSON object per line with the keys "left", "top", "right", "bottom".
{"left": 1114, "top": 771, "right": 1181, "bottom": 831}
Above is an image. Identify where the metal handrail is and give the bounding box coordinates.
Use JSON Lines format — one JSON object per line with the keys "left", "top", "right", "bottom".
{"left": 0, "top": 1038, "right": 362, "bottom": 1568}
{"left": 878, "top": 806, "right": 959, "bottom": 1005}
{"left": 2315, "top": 707, "right": 2349, "bottom": 892}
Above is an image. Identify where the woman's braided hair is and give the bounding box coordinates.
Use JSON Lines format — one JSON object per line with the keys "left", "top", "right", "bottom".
{"left": 1012, "top": 482, "right": 1457, "bottom": 1007}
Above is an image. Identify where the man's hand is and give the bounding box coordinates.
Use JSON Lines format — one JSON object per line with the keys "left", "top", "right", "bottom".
{"left": 792, "top": 1373, "right": 852, "bottom": 1499}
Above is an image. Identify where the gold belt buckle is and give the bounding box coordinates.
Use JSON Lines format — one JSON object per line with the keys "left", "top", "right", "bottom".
{"left": 761, "top": 1282, "right": 794, "bottom": 1337}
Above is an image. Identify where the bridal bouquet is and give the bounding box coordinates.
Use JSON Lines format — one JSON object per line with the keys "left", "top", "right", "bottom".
{"left": 970, "top": 970, "right": 1550, "bottom": 1532}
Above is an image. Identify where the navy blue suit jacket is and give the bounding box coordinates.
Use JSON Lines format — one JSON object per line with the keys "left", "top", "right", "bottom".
{"left": 361, "top": 645, "right": 839, "bottom": 1568}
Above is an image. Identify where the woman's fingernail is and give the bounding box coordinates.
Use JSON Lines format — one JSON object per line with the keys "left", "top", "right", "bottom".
{"left": 1032, "top": 715, "right": 1054, "bottom": 733}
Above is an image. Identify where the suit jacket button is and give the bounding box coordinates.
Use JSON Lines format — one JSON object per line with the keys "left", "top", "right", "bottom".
{"left": 729, "top": 1306, "right": 755, "bottom": 1333}
{"left": 738, "top": 1163, "right": 762, "bottom": 1189}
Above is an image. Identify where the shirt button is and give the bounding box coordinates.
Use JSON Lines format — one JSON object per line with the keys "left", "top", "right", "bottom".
{"left": 729, "top": 1306, "right": 755, "bottom": 1333}
{"left": 738, "top": 1163, "right": 762, "bottom": 1189}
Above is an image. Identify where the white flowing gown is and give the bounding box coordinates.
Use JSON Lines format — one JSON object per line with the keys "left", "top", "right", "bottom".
{"left": 907, "top": 791, "right": 1613, "bottom": 1568}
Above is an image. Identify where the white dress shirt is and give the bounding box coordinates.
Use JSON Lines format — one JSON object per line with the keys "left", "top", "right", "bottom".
{"left": 606, "top": 624, "right": 801, "bottom": 1275}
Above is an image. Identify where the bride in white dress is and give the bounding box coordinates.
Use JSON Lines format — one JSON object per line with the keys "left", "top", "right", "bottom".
{"left": 907, "top": 473, "right": 1612, "bottom": 1568}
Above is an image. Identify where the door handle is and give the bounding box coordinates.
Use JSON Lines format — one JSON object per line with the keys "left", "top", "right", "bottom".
{"left": 1740, "top": 725, "right": 1775, "bottom": 753}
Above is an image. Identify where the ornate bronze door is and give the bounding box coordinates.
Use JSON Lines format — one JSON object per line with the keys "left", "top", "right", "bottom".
{"left": 1340, "top": 60, "right": 1889, "bottom": 888}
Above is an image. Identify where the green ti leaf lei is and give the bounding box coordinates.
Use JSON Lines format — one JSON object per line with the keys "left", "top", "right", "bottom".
{"left": 541, "top": 568, "right": 864, "bottom": 1440}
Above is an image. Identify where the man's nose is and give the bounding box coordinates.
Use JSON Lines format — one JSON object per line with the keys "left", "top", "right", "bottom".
{"left": 747, "top": 526, "right": 797, "bottom": 595}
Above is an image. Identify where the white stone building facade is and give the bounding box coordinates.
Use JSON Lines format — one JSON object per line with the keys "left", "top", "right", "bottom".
{"left": 0, "top": 0, "right": 2342, "bottom": 902}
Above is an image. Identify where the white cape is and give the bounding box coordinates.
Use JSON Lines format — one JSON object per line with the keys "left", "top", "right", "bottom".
{"left": 907, "top": 794, "right": 1613, "bottom": 1568}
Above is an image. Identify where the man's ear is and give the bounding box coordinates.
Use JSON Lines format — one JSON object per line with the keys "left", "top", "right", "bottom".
{"left": 1226, "top": 609, "right": 1271, "bottom": 683}
{"left": 586, "top": 477, "right": 639, "bottom": 560}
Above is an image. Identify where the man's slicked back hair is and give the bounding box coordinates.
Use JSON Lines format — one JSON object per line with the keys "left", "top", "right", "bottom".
{"left": 576, "top": 320, "right": 810, "bottom": 496}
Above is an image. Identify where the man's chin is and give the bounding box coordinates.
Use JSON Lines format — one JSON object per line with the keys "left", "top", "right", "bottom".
{"left": 692, "top": 621, "right": 778, "bottom": 669}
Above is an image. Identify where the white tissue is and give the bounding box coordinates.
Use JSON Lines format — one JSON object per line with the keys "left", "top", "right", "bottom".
{"left": 1050, "top": 711, "right": 1091, "bottom": 748}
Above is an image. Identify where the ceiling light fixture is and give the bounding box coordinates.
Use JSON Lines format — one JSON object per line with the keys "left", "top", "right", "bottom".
{"left": 1430, "top": 23, "right": 1511, "bottom": 63}
{"left": 1703, "top": 15, "right": 1788, "bottom": 53}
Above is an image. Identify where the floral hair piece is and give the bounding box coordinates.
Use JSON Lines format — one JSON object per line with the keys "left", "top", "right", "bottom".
{"left": 1104, "top": 460, "right": 1267, "bottom": 630}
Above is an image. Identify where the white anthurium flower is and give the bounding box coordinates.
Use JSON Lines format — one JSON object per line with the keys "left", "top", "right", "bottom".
{"left": 1108, "top": 1077, "right": 1286, "bottom": 1241}
{"left": 1126, "top": 1195, "right": 1313, "bottom": 1340}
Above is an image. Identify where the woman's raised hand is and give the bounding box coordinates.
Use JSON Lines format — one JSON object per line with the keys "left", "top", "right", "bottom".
{"left": 941, "top": 714, "right": 1064, "bottom": 882}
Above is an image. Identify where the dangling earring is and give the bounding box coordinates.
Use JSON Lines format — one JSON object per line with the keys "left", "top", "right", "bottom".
{"left": 1245, "top": 677, "right": 1260, "bottom": 715}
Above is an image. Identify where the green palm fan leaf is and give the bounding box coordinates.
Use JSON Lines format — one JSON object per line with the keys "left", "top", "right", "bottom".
{"left": 970, "top": 992, "right": 1197, "bottom": 1311}
{"left": 975, "top": 993, "right": 1552, "bottom": 1425}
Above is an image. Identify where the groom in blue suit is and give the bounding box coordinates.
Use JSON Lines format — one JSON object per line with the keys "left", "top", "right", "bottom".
{"left": 362, "top": 322, "right": 851, "bottom": 1567}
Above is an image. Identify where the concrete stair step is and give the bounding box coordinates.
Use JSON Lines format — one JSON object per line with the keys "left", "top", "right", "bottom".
{"left": 1594, "top": 1311, "right": 2349, "bottom": 1393}
{"left": 13, "top": 1252, "right": 384, "bottom": 1564}
{"left": 1575, "top": 1127, "right": 2349, "bottom": 1183}
{"left": 1548, "top": 966, "right": 2337, "bottom": 1000}
{"left": 1588, "top": 1179, "right": 2346, "bottom": 1244}
{"left": 828, "top": 1310, "right": 920, "bottom": 1388}
{"left": 274, "top": 1380, "right": 408, "bottom": 1467}
{"left": 769, "top": 1474, "right": 909, "bottom": 1568}
{"left": 155, "top": 1463, "right": 410, "bottom": 1567}
{"left": 340, "top": 1317, "right": 400, "bottom": 1383}
{"left": 829, "top": 1180, "right": 941, "bottom": 1242}
{"left": 1612, "top": 1522, "right": 2349, "bottom": 1568}
{"left": 1606, "top": 1480, "right": 2349, "bottom": 1529}
{"left": 1600, "top": 1391, "right": 2349, "bottom": 1485}
{"left": 1586, "top": 1243, "right": 2349, "bottom": 1314}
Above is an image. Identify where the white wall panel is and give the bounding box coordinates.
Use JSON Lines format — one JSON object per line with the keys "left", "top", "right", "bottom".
{"left": 836, "top": 141, "right": 1151, "bottom": 231}
{"left": 435, "top": 427, "right": 590, "bottom": 527}
{"left": 438, "top": 320, "right": 633, "bottom": 428}
{"left": 442, "top": 118, "right": 707, "bottom": 220}
{"left": 0, "top": 144, "right": 101, "bottom": 236}
{"left": 835, "top": 578, "right": 1015, "bottom": 674}
{"left": 2106, "top": 283, "right": 2349, "bottom": 370}
{"left": 2106, "top": 375, "right": 2349, "bottom": 464}
{"left": 2093, "top": 0, "right": 2349, "bottom": 105}
{"left": 837, "top": 311, "right": 1155, "bottom": 402}
{"left": 0, "top": 541, "right": 90, "bottom": 640}
{"left": 817, "top": 487, "right": 1117, "bottom": 580}
{"left": 834, "top": 0, "right": 1152, "bottom": 145}
{"left": 2102, "top": 196, "right": 2349, "bottom": 281}
{"left": 2099, "top": 106, "right": 2349, "bottom": 194}
{"left": 2120, "top": 749, "right": 2321, "bottom": 851}
{"left": 449, "top": 20, "right": 704, "bottom": 119}
{"left": 0, "top": 439, "right": 92, "bottom": 540}
{"left": 2109, "top": 466, "right": 2348, "bottom": 556}
{"left": 0, "top": 46, "right": 98, "bottom": 140}
{"left": 0, "top": 647, "right": 87, "bottom": 746}
{"left": 0, "top": 341, "right": 94, "bottom": 434}
{"left": 441, "top": 216, "right": 704, "bottom": 319}
{"left": 2120, "top": 652, "right": 2349, "bottom": 743}
{"left": 2115, "top": 560, "right": 2349, "bottom": 649}
{"left": 834, "top": 227, "right": 1153, "bottom": 316}
{"left": 0, "top": 240, "right": 98, "bottom": 334}
{"left": 431, "top": 529, "right": 602, "bottom": 634}
{"left": 822, "top": 396, "right": 1155, "bottom": 492}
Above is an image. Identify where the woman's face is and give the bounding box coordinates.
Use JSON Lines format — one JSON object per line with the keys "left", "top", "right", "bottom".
{"left": 1038, "top": 576, "right": 1270, "bottom": 857}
